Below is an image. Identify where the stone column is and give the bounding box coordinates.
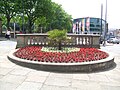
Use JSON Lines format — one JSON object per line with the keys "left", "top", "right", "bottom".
{"left": 16, "top": 34, "right": 26, "bottom": 48}
{"left": 92, "top": 35, "right": 100, "bottom": 48}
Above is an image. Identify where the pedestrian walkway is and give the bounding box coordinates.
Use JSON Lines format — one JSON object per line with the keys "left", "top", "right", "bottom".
{"left": 0, "top": 37, "right": 16, "bottom": 42}
{"left": 0, "top": 40, "right": 120, "bottom": 90}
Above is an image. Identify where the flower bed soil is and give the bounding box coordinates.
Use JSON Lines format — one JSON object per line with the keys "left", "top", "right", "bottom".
{"left": 14, "top": 46, "right": 109, "bottom": 63}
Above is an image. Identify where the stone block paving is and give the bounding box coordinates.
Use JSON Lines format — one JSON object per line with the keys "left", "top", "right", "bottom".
{"left": 0, "top": 39, "right": 120, "bottom": 90}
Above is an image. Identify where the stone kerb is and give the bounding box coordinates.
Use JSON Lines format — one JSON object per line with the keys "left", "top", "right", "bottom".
{"left": 8, "top": 50, "right": 115, "bottom": 72}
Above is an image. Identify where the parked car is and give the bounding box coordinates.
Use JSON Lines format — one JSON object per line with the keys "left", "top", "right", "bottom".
{"left": 107, "top": 38, "right": 120, "bottom": 44}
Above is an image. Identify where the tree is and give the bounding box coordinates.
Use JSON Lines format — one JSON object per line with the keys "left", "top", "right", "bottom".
{"left": 0, "top": 0, "right": 72, "bottom": 33}
{"left": 48, "top": 29, "right": 67, "bottom": 50}
{"left": 0, "top": 0, "right": 19, "bottom": 29}
{"left": 0, "top": 15, "right": 7, "bottom": 26}
{"left": 34, "top": 16, "right": 47, "bottom": 33}
{"left": 51, "top": 3, "right": 72, "bottom": 30}
{"left": 34, "top": 2, "right": 72, "bottom": 32}
{"left": 17, "top": 0, "right": 53, "bottom": 33}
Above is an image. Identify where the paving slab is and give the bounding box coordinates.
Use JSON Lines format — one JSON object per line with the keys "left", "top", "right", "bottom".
{"left": 41, "top": 85, "right": 77, "bottom": 90}
{"left": 0, "top": 81, "right": 19, "bottom": 90}
{"left": 9, "top": 68, "right": 30, "bottom": 76}
{"left": 0, "top": 74, "right": 26, "bottom": 84}
{"left": 25, "top": 75, "right": 47, "bottom": 83}
{"left": 88, "top": 74, "right": 110, "bottom": 82}
{"left": 49, "top": 73, "right": 73, "bottom": 79}
{"left": 27, "top": 70, "right": 50, "bottom": 77}
{"left": 45, "top": 77, "right": 72, "bottom": 87}
{"left": 101, "top": 85, "right": 120, "bottom": 90}
{"left": 73, "top": 74, "right": 89, "bottom": 81}
{"left": 16, "top": 81, "right": 42, "bottom": 90}
{"left": 0, "top": 67, "right": 13, "bottom": 75}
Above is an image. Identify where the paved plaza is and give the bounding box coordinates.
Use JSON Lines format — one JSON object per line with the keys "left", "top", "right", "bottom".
{"left": 0, "top": 38, "right": 120, "bottom": 90}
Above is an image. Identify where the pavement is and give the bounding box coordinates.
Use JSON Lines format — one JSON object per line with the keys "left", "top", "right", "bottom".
{"left": 0, "top": 37, "right": 120, "bottom": 90}
{"left": 0, "top": 37, "right": 16, "bottom": 42}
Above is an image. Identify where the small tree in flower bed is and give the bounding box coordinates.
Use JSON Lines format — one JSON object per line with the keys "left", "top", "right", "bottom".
{"left": 14, "top": 46, "right": 109, "bottom": 63}
{"left": 48, "top": 29, "right": 68, "bottom": 50}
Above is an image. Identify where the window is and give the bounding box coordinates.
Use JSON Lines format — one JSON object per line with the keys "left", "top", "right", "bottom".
{"left": 90, "top": 24, "right": 95, "bottom": 27}
{"left": 96, "top": 25, "right": 100, "bottom": 27}
{"left": 97, "top": 19, "right": 99, "bottom": 23}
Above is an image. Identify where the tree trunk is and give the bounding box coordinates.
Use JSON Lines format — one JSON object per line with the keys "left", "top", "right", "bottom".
{"left": 58, "top": 41, "right": 62, "bottom": 50}
{"left": 7, "top": 17, "right": 11, "bottom": 29}
{"left": 28, "top": 19, "right": 33, "bottom": 33}
{"left": 0, "top": 20, "right": 2, "bottom": 35}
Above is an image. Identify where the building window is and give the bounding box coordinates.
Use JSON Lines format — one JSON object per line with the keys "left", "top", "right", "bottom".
{"left": 90, "top": 24, "right": 95, "bottom": 27}
{"left": 96, "top": 25, "right": 100, "bottom": 27}
{"left": 97, "top": 19, "right": 99, "bottom": 23}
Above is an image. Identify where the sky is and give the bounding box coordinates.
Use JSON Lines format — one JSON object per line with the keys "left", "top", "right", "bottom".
{"left": 52, "top": 0, "right": 120, "bottom": 29}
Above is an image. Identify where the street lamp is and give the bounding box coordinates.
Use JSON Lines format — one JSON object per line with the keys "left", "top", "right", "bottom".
{"left": 100, "top": 4, "right": 103, "bottom": 36}
{"left": 22, "top": 0, "right": 24, "bottom": 33}
{"left": 103, "top": 0, "right": 107, "bottom": 46}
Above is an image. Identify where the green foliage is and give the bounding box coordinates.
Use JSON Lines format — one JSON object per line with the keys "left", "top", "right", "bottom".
{"left": 1, "top": 16, "right": 7, "bottom": 26}
{"left": 47, "top": 2, "right": 72, "bottom": 32}
{"left": 0, "top": 0, "right": 19, "bottom": 29}
{"left": 0, "top": 0, "right": 72, "bottom": 33}
{"left": 2, "top": 25, "right": 7, "bottom": 31}
{"left": 48, "top": 29, "right": 67, "bottom": 41}
{"left": 34, "top": 16, "right": 47, "bottom": 33}
{"left": 48, "top": 29, "right": 67, "bottom": 50}
{"left": 17, "top": 0, "right": 53, "bottom": 33}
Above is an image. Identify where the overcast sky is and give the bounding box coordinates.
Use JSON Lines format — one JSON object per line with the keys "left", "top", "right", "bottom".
{"left": 52, "top": 0, "right": 120, "bottom": 29}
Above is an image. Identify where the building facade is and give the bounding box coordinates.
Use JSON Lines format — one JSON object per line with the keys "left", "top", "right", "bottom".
{"left": 72, "top": 17, "right": 107, "bottom": 35}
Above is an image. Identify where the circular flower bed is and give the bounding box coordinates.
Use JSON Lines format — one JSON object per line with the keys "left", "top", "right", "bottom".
{"left": 14, "top": 46, "right": 109, "bottom": 63}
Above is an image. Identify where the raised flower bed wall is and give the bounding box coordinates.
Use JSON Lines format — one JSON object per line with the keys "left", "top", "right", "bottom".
{"left": 16, "top": 33, "right": 100, "bottom": 48}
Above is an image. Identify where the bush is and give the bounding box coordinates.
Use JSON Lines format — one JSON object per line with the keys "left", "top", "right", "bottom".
{"left": 48, "top": 29, "right": 67, "bottom": 50}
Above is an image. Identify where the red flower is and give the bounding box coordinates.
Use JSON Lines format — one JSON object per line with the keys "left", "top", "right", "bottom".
{"left": 14, "top": 46, "right": 109, "bottom": 63}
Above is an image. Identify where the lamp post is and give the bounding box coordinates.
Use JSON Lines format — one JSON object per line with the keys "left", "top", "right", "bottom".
{"left": 103, "top": 0, "right": 107, "bottom": 46}
{"left": 13, "top": 22, "right": 15, "bottom": 38}
{"left": 22, "top": 0, "right": 24, "bottom": 33}
{"left": 100, "top": 4, "right": 103, "bottom": 36}
{"left": 100, "top": 3, "right": 103, "bottom": 44}
{"left": 0, "top": 13, "right": 2, "bottom": 35}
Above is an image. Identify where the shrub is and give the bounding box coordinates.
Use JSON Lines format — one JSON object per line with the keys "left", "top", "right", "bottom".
{"left": 48, "top": 29, "right": 68, "bottom": 50}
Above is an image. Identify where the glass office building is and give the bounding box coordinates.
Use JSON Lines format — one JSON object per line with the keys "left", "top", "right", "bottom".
{"left": 72, "top": 17, "right": 107, "bottom": 35}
